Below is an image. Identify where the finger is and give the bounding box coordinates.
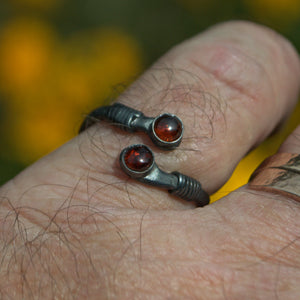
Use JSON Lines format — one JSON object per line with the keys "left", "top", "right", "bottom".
{"left": 278, "top": 125, "right": 300, "bottom": 153}
{"left": 2, "top": 21, "right": 300, "bottom": 212}
{"left": 243, "top": 124, "right": 300, "bottom": 203}
{"left": 81, "top": 21, "right": 300, "bottom": 203}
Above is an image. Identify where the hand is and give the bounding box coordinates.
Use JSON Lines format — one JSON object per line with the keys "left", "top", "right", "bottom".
{"left": 1, "top": 21, "right": 300, "bottom": 299}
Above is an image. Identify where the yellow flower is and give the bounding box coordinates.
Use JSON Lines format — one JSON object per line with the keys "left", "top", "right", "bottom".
{"left": 59, "top": 28, "right": 142, "bottom": 109}
{"left": 7, "top": 97, "right": 77, "bottom": 161}
{"left": 0, "top": 19, "right": 143, "bottom": 164}
{"left": 0, "top": 18, "right": 56, "bottom": 96}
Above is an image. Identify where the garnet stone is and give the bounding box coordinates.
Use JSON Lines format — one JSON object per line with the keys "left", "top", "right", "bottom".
{"left": 124, "top": 145, "right": 153, "bottom": 172}
{"left": 153, "top": 114, "right": 182, "bottom": 142}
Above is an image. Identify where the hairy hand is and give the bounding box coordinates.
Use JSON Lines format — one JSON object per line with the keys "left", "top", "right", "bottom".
{"left": 1, "top": 21, "right": 300, "bottom": 299}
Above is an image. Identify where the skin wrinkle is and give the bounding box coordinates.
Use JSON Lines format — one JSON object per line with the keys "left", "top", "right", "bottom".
{"left": 7, "top": 190, "right": 292, "bottom": 296}
{"left": 0, "top": 206, "right": 99, "bottom": 298}
{"left": 225, "top": 196, "right": 300, "bottom": 267}
{"left": 1, "top": 195, "right": 300, "bottom": 298}
{"left": 209, "top": 205, "right": 266, "bottom": 265}
{"left": 209, "top": 22, "right": 300, "bottom": 117}
{"left": 191, "top": 45, "right": 273, "bottom": 108}
{"left": 254, "top": 26, "right": 300, "bottom": 107}
{"left": 0, "top": 155, "right": 292, "bottom": 296}
{"left": 0, "top": 183, "right": 105, "bottom": 298}
{"left": 190, "top": 44, "right": 279, "bottom": 146}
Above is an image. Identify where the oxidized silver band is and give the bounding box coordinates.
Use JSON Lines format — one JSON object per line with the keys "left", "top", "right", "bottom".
{"left": 119, "top": 144, "right": 210, "bottom": 207}
{"left": 79, "top": 103, "right": 184, "bottom": 149}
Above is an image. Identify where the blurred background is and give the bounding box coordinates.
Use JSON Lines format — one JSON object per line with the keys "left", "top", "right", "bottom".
{"left": 0, "top": 0, "right": 299, "bottom": 201}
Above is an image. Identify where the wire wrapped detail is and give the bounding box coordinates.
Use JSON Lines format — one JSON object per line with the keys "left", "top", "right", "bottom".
{"left": 119, "top": 144, "right": 210, "bottom": 207}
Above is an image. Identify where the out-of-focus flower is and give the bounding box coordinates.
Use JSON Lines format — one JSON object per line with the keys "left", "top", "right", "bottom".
{"left": 244, "top": 0, "right": 300, "bottom": 27}
{"left": 0, "top": 18, "right": 56, "bottom": 96}
{"left": 7, "top": 97, "right": 75, "bottom": 161}
{"left": 0, "top": 18, "right": 143, "bottom": 163}
{"left": 57, "top": 28, "right": 142, "bottom": 110}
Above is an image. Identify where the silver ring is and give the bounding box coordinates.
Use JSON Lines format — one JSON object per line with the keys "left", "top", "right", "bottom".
{"left": 119, "top": 144, "right": 210, "bottom": 207}
{"left": 79, "top": 103, "right": 184, "bottom": 149}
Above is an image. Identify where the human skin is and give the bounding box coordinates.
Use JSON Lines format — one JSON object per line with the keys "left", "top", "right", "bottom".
{"left": 0, "top": 21, "right": 300, "bottom": 299}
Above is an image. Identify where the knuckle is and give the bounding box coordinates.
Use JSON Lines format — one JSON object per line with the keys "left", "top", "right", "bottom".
{"left": 208, "top": 21, "right": 300, "bottom": 98}
{"left": 192, "top": 41, "right": 275, "bottom": 106}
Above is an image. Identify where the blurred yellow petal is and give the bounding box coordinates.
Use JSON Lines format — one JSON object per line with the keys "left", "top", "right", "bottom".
{"left": 60, "top": 28, "right": 142, "bottom": 109}
{"left": 1, "top": 23, "right": 143, "bottom": 163}
{"left": 50, "top": 50, "right": 94, "bottom": 108}
{"left": 6, "top": 95, "right": 79, "bottom": 163}
{"left": 0, "top": 18, "right": 56, "bottom": 96}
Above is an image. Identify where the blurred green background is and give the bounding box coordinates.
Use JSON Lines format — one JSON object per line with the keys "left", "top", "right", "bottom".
{"left": 0, "top": 0, "right": 299, "bottom": 201}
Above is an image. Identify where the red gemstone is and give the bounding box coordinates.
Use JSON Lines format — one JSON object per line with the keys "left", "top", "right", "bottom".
{"left": 154, "top": 115, "right": 182, "bottom": 142}
{"left": 124, "top": 145, "right": 153, "bottom": 172}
